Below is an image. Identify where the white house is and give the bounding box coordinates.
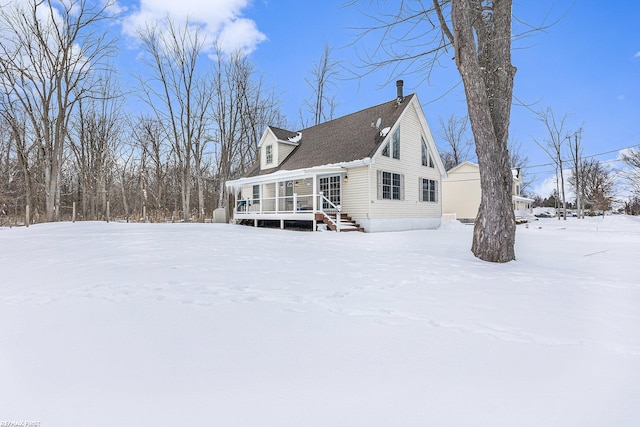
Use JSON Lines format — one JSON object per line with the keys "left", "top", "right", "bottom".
{"left": 225, "top": 81, "right": 447, "bottom": 232}
{"left": 442, "top": 161, "right": 534, "bottom": 223}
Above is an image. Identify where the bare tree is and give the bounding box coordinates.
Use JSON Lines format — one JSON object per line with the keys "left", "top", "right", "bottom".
{"left": 566, "top": 128, "right": 585, "bottom": 218}
{"left": 303, "top": 43, "right": 340, "bottom": 127}
{"left": 0, "top": 0, "right": 118, "bottom": 222}
{"left": 0, "top": 109, "right": 36, "bottom": 223}
{"left": 0, "top": 118, "right": 18, "bottom": 224}
{"left": 351, "top": 1, "right": 518, "bottom": 262}
{"left": 137, "top": 18, "right": 212, "bottom": 222}
{"left": 508, "top": 138, "right": 532, "bottom": 195}
{"left": 69, "top": 72, "right": 123, "bottom": 220}
{"left": 621, "top": 148, "right": 640, "bottom": 198}
{"left": 534, "top": 107, "right": 570, "bottom": 220}
{"left": 114, "top": 143, "right": 136, "bottom": 222}
{"left": 581, "top": 159, "right": 615, "bottom": 212}
{"left": 211, "top": 47, "right": 286, "bottom": 213}
{"left": 438, "top": 113, "right": 473, "bottom": 171}
{"left": 130, "top": 115, "right": 171, "bottom": 221}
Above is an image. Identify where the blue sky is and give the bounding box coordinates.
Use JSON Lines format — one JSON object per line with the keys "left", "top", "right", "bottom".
{"left": 116, "top": 0, "right": 640, "bottom": 197}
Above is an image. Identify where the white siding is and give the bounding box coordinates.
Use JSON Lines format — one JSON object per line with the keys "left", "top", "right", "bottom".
{"left": 442, "top": 162, "right": 481, "bottom": 222}
{"left": 259, "top": 130, "right": 297, "bottom": 171}
{"left": 278, "top": 143, "right": 296, "bottom": 165}
{"left": 342, "top": 166, "right": 370, "bottom": 219}
{"left": 233, "top": 96, "right": 446, "bottom": 232}
{"left": 366, "top": 101, "right": 443, "bottom": 224}
{"left": 260, "top": 132, "right": 278, "bottom": 170}
{"left": 239, "top": 184, "right": 253, "bottom": 201}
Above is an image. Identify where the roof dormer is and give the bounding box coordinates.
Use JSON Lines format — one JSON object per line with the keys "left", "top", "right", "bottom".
{"left": 259, "top": 127, "right": 301, "bottom": 171}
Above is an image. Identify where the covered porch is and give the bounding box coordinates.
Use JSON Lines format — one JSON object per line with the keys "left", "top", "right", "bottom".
{"left": 226, "top": 167, "right": 360, "bottom": 232}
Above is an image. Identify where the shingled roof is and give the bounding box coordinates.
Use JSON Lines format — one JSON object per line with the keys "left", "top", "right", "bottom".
{"left": 245, "top": 94, "right": 416, "bottom": 177}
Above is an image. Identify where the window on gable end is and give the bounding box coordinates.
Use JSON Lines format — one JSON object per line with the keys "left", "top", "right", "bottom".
{"left": 382, "top": 141, "right": 390, "bottom": 157}
{"left": 392, "top": 128, "right": 400, "bottom": 159}
{"left": 381, "top": 128, "right": 400, "bottom": 159}
{"left": 422, "top": 136, "right": 434, "bottom": 168}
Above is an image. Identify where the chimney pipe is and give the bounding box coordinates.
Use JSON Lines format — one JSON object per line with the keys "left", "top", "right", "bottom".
{"left": 396, "top": 80, "right": 404, "bottom": 103}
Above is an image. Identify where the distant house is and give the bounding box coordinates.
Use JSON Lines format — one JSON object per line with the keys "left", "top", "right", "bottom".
{"left": 442, "top": 161, "right": 534, "bottom": 223}
{"left": 225, "top": 81, "right": 447, "bottom": 232}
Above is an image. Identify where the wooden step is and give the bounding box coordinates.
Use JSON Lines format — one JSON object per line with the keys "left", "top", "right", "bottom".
{"left": 318, "top": 211, "right": 364, "bottom": 232}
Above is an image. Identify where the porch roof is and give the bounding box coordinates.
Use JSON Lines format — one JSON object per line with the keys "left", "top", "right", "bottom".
{"left": 226, "top": 158, "right": 372, "bottom": 191}
{"left": 513, "top": 195, "right": 535, "bottom": 203}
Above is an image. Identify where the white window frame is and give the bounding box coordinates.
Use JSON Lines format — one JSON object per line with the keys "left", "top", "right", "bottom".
{"left": 392, "top": 128, "right": 400, "bottom": 159}
{"left": 265, "top": 144, "right": 273, "bottom": 164}
{"left": 422, "top": 137, "right": 434, "bottom": 168}
{"left": 252, "top": 184, "right": 260, "bottom": 204}
{"left": 381, "top": 127, "right": 400, "bottom": 160}
{"left": 377, "top": 170, "right": 404, "bottom": 201}
{"left": 419, "top": 178, "right": 438, "bottom": 202}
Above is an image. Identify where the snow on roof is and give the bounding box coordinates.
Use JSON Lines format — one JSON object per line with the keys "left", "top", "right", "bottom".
{"left": 288, "top": 132, "right": 302, "bottom": 143}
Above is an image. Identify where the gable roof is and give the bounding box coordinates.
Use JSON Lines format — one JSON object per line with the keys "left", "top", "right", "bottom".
{"left": 245, "top": 94, "right": 417, "bottom": 177}
{"left": 446, "top": 161, "right": 479, "bottom": 174}
{"left": 268, "top": 126, "right": 300, "bottom": 144}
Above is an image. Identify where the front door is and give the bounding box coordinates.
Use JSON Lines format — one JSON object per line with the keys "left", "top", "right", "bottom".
{"left": 319, "top": 175, "right": 341, "bottom": 210}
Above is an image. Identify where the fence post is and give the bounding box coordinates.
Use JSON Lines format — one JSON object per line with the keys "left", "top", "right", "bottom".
{"left": 106, "top": 201, "right": 110, "bottom": 223}
{"left": 72, "top": 202, "right": 76, "bottom": 223}
{"left": 25, "top": 205, "right": 29, "bottom": 228}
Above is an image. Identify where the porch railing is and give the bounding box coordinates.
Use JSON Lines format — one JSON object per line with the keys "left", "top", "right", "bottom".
{"left": 235, "top": 193, "right": 342, "bottom": 231}
{"left": 318, "top": 192, "right": 341, "bottom": 232}
{"left": 235, "top": 194, "right": 315, "bottom": 214}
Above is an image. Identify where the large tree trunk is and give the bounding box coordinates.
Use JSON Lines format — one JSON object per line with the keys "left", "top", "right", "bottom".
{"left": 452, "top": 0, "right": 516, "bottom": 262}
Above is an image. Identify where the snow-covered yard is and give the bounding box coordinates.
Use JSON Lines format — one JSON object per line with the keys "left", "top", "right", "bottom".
{"left": 1, "top": 217, "right": 639, "bottom": 426}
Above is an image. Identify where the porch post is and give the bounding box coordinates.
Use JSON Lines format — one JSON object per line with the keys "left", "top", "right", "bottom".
{"left": 293, "top": 193, "right": 297, "bottom": 214}
{"left": 312, "top": 176, "right": 317, "bottom": 212}
{"left": 233, "top": 188, "right": 239, "bottom": 217}
{"left": 259, "top": 184, "right": 263, "bottom": 214}
{"left": 275, "top": 181, "right": 279, "bottom": 214}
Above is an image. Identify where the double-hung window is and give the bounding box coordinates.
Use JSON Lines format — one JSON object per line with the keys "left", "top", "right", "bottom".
{"left": 265, "top": 144, "right": 273, "bottom": 164}
{"left": 377, "top": 171, "right": 404, "bottom": 200}
{"left": 420, "top": 178, "right": 438, "bottom": 202}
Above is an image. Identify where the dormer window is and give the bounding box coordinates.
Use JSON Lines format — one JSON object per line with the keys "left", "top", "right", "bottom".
{"left": 265, "top": 144, "right": 273, "bottom": 164}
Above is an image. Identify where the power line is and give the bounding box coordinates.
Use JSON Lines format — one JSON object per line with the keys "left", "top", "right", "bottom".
{"left": 527, "top": 143, "right": 640, "bottom": 170}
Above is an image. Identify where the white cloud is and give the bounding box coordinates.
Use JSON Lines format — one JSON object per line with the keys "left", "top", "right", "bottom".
{"left": 634, "top": 51, "right": 640, "bottom": 58}
{"left": 618, "top": 147, "right": 638, "bottom": 160}
{"left": 531, "top": 169, "right": 575, "bottom": 200}
{"left": 217, "top": 17, "right": 266, "bottom": 55}
{"left": 121, "top": 0, "right": 266, "bottom": 55}
{"left": 617, "top": 94, "right": 625, "bottom": 102}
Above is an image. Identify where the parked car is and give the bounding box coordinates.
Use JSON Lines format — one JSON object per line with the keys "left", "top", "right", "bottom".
{"left": 534, "top": 212, "right": 553, "bottom": 218}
